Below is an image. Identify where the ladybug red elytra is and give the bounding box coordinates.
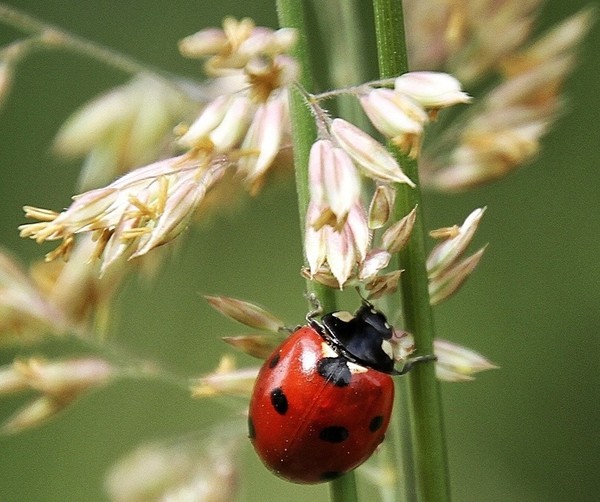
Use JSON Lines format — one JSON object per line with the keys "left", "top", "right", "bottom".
{"left": 248, "top": 299, "right": 429, "bottom": 484}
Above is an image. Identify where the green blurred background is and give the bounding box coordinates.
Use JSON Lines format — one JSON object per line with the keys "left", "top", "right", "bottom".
{"left": 0, "top": 1, "right": 598, "bottom": 501}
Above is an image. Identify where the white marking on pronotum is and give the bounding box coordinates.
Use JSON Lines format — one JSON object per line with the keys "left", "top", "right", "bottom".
{"left": 332, "top": 311, "right": 353, "bottom": 322}
{"left": 321, "top": 342, "right": 338, "bottom": 358}
{"left": 381, "top": 339, "right": 394, "bottom": 359}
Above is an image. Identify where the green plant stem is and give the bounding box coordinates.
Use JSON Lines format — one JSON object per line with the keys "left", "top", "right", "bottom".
{"left": 276, "top": 2, "right": 356, "bottom": 501}
{"left": 329, "top": 473, "right": 359, "bottom": 502}
{"left": 275, "top": 0, "right": 315, "bottom": 231}
{"left": 373, "top": 1, "right": 451, "bottom": 501}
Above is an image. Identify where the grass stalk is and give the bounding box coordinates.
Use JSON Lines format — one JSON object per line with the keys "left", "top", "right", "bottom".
{"left": 372, "top": 1, "right": 452, "bottom": 501}
{"left": 276, "top": 1, "right": 356, "bottom": 500}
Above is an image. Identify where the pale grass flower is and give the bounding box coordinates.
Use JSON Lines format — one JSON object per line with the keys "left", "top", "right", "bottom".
{"left": 0, "top": 250, "right": 68, "bottom": 339}
{"left": 360, "top": 88, "right": 428, "bottom": 157}
{"left": 427, "top": 208, "right": 486, "bottom": 277}
{"left": 330, "top": 118, "right": 415, "bottom": 186}
{"left": 361, "top": 88, "right": 427, "bottom": 135}
{"left": 179, "top": 94, "right": 253, "bottom": 152}
{"left": 222, "top": 334, "right": 285, "bottom": 359}
{"left": 0, "top": 356, "right": 115, "bottom": 433}
{"left": 179, "top": 17, "right": 297, "bottom": 76}
{"left": 389, "top": 331, "right": 496, "bottom": 381}
{"left": 244, "top": 53, "right": 299, "bottom": 102}
{"left": 304, "top": 198, "right": 414, "bottom": 296}
{"left": 429, "top": 246, "right": 487, "bottom": 306}
{"left": 0, "top": 237, "right": 133, "bottom": 340}
{"left": 308, "top": 139, "right": 361, "bottom": 230}
{"left": 356, "top": 71, "right": 469, "bottom": 159}
{"left": 19, "top": 19, "right": 298, "bottom": 275}
{"left": 1, "top": 395, "right": 65, "bottom": 434}
{"left": 368, "top": 184, "right": 396, "bottom": 229}
{"left": 190, "top": 355, "right": 259, "bottom": 398}
{"left": 363, "top": 270, "right": 403, "bottom": 300}
{"left": 178, "top": 95, "right": 233, "bottom": 149}
{"left": 390, "top": 329, "right": 416, "bottom": 363}
{"left": 358, "top": 249, "right": 392, "bottom": 281}
{"left": 305, "top": 202, "right": 370, "bottom": 288}
{"left": 9, "top": 357, "right": 115, "bottom": 396}
{"left": 54, "top": 75, "right": 192, "bottom": 189}
{"left": 303, "top": 106, "right": 424, "bottom": 292}
{"left": 0, "top": 61, "right": 14, "bottom": 109}
{"left": 105, "top": 430, "right": 240, "bottom": 502}
{"left": 19, "top": 155, "right": 228, "bottom": 271}
{"left": 0, "top": 364, "right": 28, "bottom": 394}
{"left": 434, "top": 339, "right": 498, "bottom": 382}
{"left": 204, "top": 295, "right": 285, "bottom": 332}
{"left": 204, "top": 295, "right": 286, "bottom": 358}
{"left": 304, "top": 111, "right": 423, "bottom": 292}
{"left": 428, "top": 54, "right": 574, "bottom": 190}
{"left": 381, "top": 206, "right": 417, "bottom": 254}
{"left": 236, "top": 90, "right": 290, "bottom": 194}
{"left": 30, "top": 235, "right": 132, "bottom": 331}
{"left": 405, "top": 0, "right": 545, "bottom": 84}
{"left": 427, "top": 208, "right": 487, "bottom": 304}
{"left": 410, "top": 5, "right": 594, "bottom": 191}
{"left": 176, "top": 19, "right": 297, "bottom": 195}
{"left": 179, "top": 17, "right": 299, "bottom": 102}
{"left": 394, "top": 71, "right": 471, "bottom": 109}
{"left": 177, "top": 27, "right": 228, "bottom": 58}
{"left": 179, "top": 86, "right": 291, "bottom": 189}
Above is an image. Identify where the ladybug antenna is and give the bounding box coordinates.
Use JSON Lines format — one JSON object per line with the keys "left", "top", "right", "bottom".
{"left": 354, "top": 287, "right": 373, "bottom": 308}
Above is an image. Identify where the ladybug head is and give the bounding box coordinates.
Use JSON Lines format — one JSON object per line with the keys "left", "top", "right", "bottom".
{"left": 319, "top": 300, "right": 396, "bottom": 374}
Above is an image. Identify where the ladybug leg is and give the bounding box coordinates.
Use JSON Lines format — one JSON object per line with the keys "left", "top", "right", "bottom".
{"left": 304, "top": 292, "right": 323, "bottom": 323}
{"left": 396, "top": 354, "right": 437, "bottom": 375}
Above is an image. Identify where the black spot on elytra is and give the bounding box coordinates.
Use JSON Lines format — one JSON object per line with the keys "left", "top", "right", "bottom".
{"left": 268, "top": 352, "right": 280, "bottom": 369}
{"left": 320, "top": 471, "right": 343, "bottom": 481}
{"left": 248, "top": 416, "right": 256, "bottom": 439}
{"left": 270, "top": 387, "right": 288, "bottom": 415}
{"left": 319, "top": 425, "right": 349, "bottom": 443}
{"left": 317, "top": 357, "right": 351, "bottom": 387}
{"left": 369, "top": 415, "right": 384, "bottom": 432}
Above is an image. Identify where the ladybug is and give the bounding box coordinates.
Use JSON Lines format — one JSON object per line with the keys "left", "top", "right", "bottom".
{"left": 248, "top": 299, "right": 428, "bottom": 484}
